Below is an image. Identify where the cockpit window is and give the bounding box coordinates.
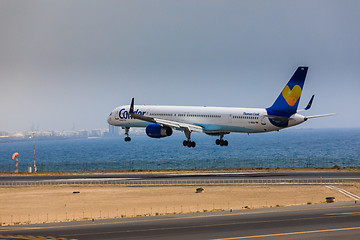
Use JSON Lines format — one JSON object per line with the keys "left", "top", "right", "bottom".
{"left": 109, "top": 112, "right": 112, "bottom": 116}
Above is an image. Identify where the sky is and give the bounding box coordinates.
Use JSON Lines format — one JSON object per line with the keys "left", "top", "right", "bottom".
{"left": 1, "top": 0, "right": 359, "bottom": 131}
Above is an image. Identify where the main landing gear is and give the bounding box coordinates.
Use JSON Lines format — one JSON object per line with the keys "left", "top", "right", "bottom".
{"left": 183, "top": 140, "right": 196, "bottom": 147}
{"left": 183, "top": 128, "right": 196, "bottom": 148}
{"left": 124, "top": 127, "right": 131, "bottom": 142}
{"left": 215, "top": 134, "right": 228, "bottom": 146}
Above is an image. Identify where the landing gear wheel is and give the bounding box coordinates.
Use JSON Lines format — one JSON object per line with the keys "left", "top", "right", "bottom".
{"left": 216, "top": 138, "right": 228, "bottom": 146}
{"left": 183, "top": 128, "right": 196, "bottom": 147}
{"left": 183, "top": 140, "right": 196, "bottom": 148}
{"left": 124, "top": 127, "right": 131, "bottom": 142}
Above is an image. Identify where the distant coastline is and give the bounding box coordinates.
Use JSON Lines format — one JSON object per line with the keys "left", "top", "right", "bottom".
{"left": 1, "top": 127, "right": 359, "bottom": 143}
{"left": 0, "top": 127, "right": 147, "bottom": 143}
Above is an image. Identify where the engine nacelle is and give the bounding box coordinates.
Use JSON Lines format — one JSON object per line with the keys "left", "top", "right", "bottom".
{"left": 146, "top": 124, "right": 173, "bottom": 138}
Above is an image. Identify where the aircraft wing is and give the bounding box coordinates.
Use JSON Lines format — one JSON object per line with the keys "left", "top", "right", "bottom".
{"left": 153, "top": 118, "right": 203, "bottom": 132}
{"left": 129, "top": 98, "right": 203, "bottom": 133}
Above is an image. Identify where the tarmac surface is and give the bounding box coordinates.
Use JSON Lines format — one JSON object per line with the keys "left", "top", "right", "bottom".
{"left": 1, "top": 171, "right": 360, "bottom": 184}
{"left": 2, "top": 171, "right": 360, "bottom": 239}
{"left": 1, "top": 202, "right": 360, "bottom": 240}
{"left": 2, "top": 171, "right": 360, "bottom": 181}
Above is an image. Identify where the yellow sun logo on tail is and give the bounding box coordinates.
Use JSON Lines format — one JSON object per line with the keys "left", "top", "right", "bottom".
{"left": 282, "top": 85, "right": 302, "bottom": 106}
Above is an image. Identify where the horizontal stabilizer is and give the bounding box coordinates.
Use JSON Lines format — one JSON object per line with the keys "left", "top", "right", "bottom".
{"left": 305, "top": 113, "right": 336, "bottom": 120}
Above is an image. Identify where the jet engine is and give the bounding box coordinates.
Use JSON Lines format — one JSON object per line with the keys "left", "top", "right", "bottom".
{"left": 146, "top": 124, "right": 173, "bottom": 138}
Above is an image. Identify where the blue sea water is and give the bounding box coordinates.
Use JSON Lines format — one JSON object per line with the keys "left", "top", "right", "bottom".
{"left": 0, "top": 128, "right": 359, "bottom": 172}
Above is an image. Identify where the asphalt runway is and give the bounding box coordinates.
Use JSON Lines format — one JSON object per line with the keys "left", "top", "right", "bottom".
{"left": 1, "top": 202, "right": 360, "bottom": 240}
{"left": 1, "top": 171, "right": 360, "bottom": 183}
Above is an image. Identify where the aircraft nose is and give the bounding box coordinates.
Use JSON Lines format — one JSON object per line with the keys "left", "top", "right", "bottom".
{"left": 107, "top": 115, "right": 112, "bottom": 124}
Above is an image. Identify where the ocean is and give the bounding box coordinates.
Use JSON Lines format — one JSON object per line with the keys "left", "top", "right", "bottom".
{"left": 0, "top": 128, "right": 359, "bottom": 172}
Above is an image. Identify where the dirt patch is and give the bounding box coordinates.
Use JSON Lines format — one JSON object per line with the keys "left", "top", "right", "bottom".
{"left": 0, "top": 184, "right": 353, "bottom": 225}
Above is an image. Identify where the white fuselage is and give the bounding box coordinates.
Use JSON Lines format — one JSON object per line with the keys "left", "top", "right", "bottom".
{"left": 107, "top": 105, "right": 306, "bottom": 134}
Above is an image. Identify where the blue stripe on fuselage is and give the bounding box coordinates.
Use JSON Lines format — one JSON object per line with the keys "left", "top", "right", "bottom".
{"left": 115, "top": 122, "right": 262, "bottom": 133}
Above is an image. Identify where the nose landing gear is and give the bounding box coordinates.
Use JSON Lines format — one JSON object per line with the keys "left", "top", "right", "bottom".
{"left": 124, "top": 127, "right": 131, "bottom": 142}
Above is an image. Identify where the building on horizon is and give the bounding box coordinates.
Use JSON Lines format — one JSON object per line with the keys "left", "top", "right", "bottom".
{"left": 107, "top": 124, "right": 120, "bottom": 137}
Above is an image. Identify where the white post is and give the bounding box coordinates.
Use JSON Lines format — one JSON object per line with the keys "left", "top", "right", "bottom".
{"left": 15, "top": 157, "right": 18, "bottom": 173}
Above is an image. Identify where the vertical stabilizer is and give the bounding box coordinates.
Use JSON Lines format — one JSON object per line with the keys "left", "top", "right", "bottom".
{"left": 267, "top": 67, "right": 308, "bottom": 117}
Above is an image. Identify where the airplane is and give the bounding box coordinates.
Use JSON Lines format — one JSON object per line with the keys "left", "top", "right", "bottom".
{"left": 107, "top": 67, "right": 334, "bottom": 147}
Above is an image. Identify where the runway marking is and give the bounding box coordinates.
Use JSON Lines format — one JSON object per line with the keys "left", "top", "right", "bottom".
{"left": 212, "top": 226, "right": 360, "bottom": 239}
{"left": 1, "top": 204, "right": 357, "bottom": 233}
{"left": 60, "top": 211, "right": 360, "bottom": 237}
{"left": 327, "top": 185, "right": 360, "bottom": 200}
{"left": 166, "top": 173, "right": 261, "bottom": 176}
{"left": 326, "top": 211, "right": 360, "bottom": 216}
{"left": 48, "top": 178, "right": 139, "bottom": 182}
{"left": 0, "top": 234, "right": 78, "bottom": 240}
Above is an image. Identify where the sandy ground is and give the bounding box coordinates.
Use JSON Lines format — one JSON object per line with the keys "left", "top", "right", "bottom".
{"left": 0, "top": 183, "right": 358, "bottom": 226}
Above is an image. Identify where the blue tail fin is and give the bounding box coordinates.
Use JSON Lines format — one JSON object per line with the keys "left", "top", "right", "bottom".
{"left": 267, "top": 67, "right": 308, "bottom": 117}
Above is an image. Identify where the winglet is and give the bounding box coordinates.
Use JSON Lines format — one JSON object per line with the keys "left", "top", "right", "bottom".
{"left": 304, "top": 95, "right": 314, "bottom": 110}
{"left": 129, "top": 98, "right": 135, "bottom": 114}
